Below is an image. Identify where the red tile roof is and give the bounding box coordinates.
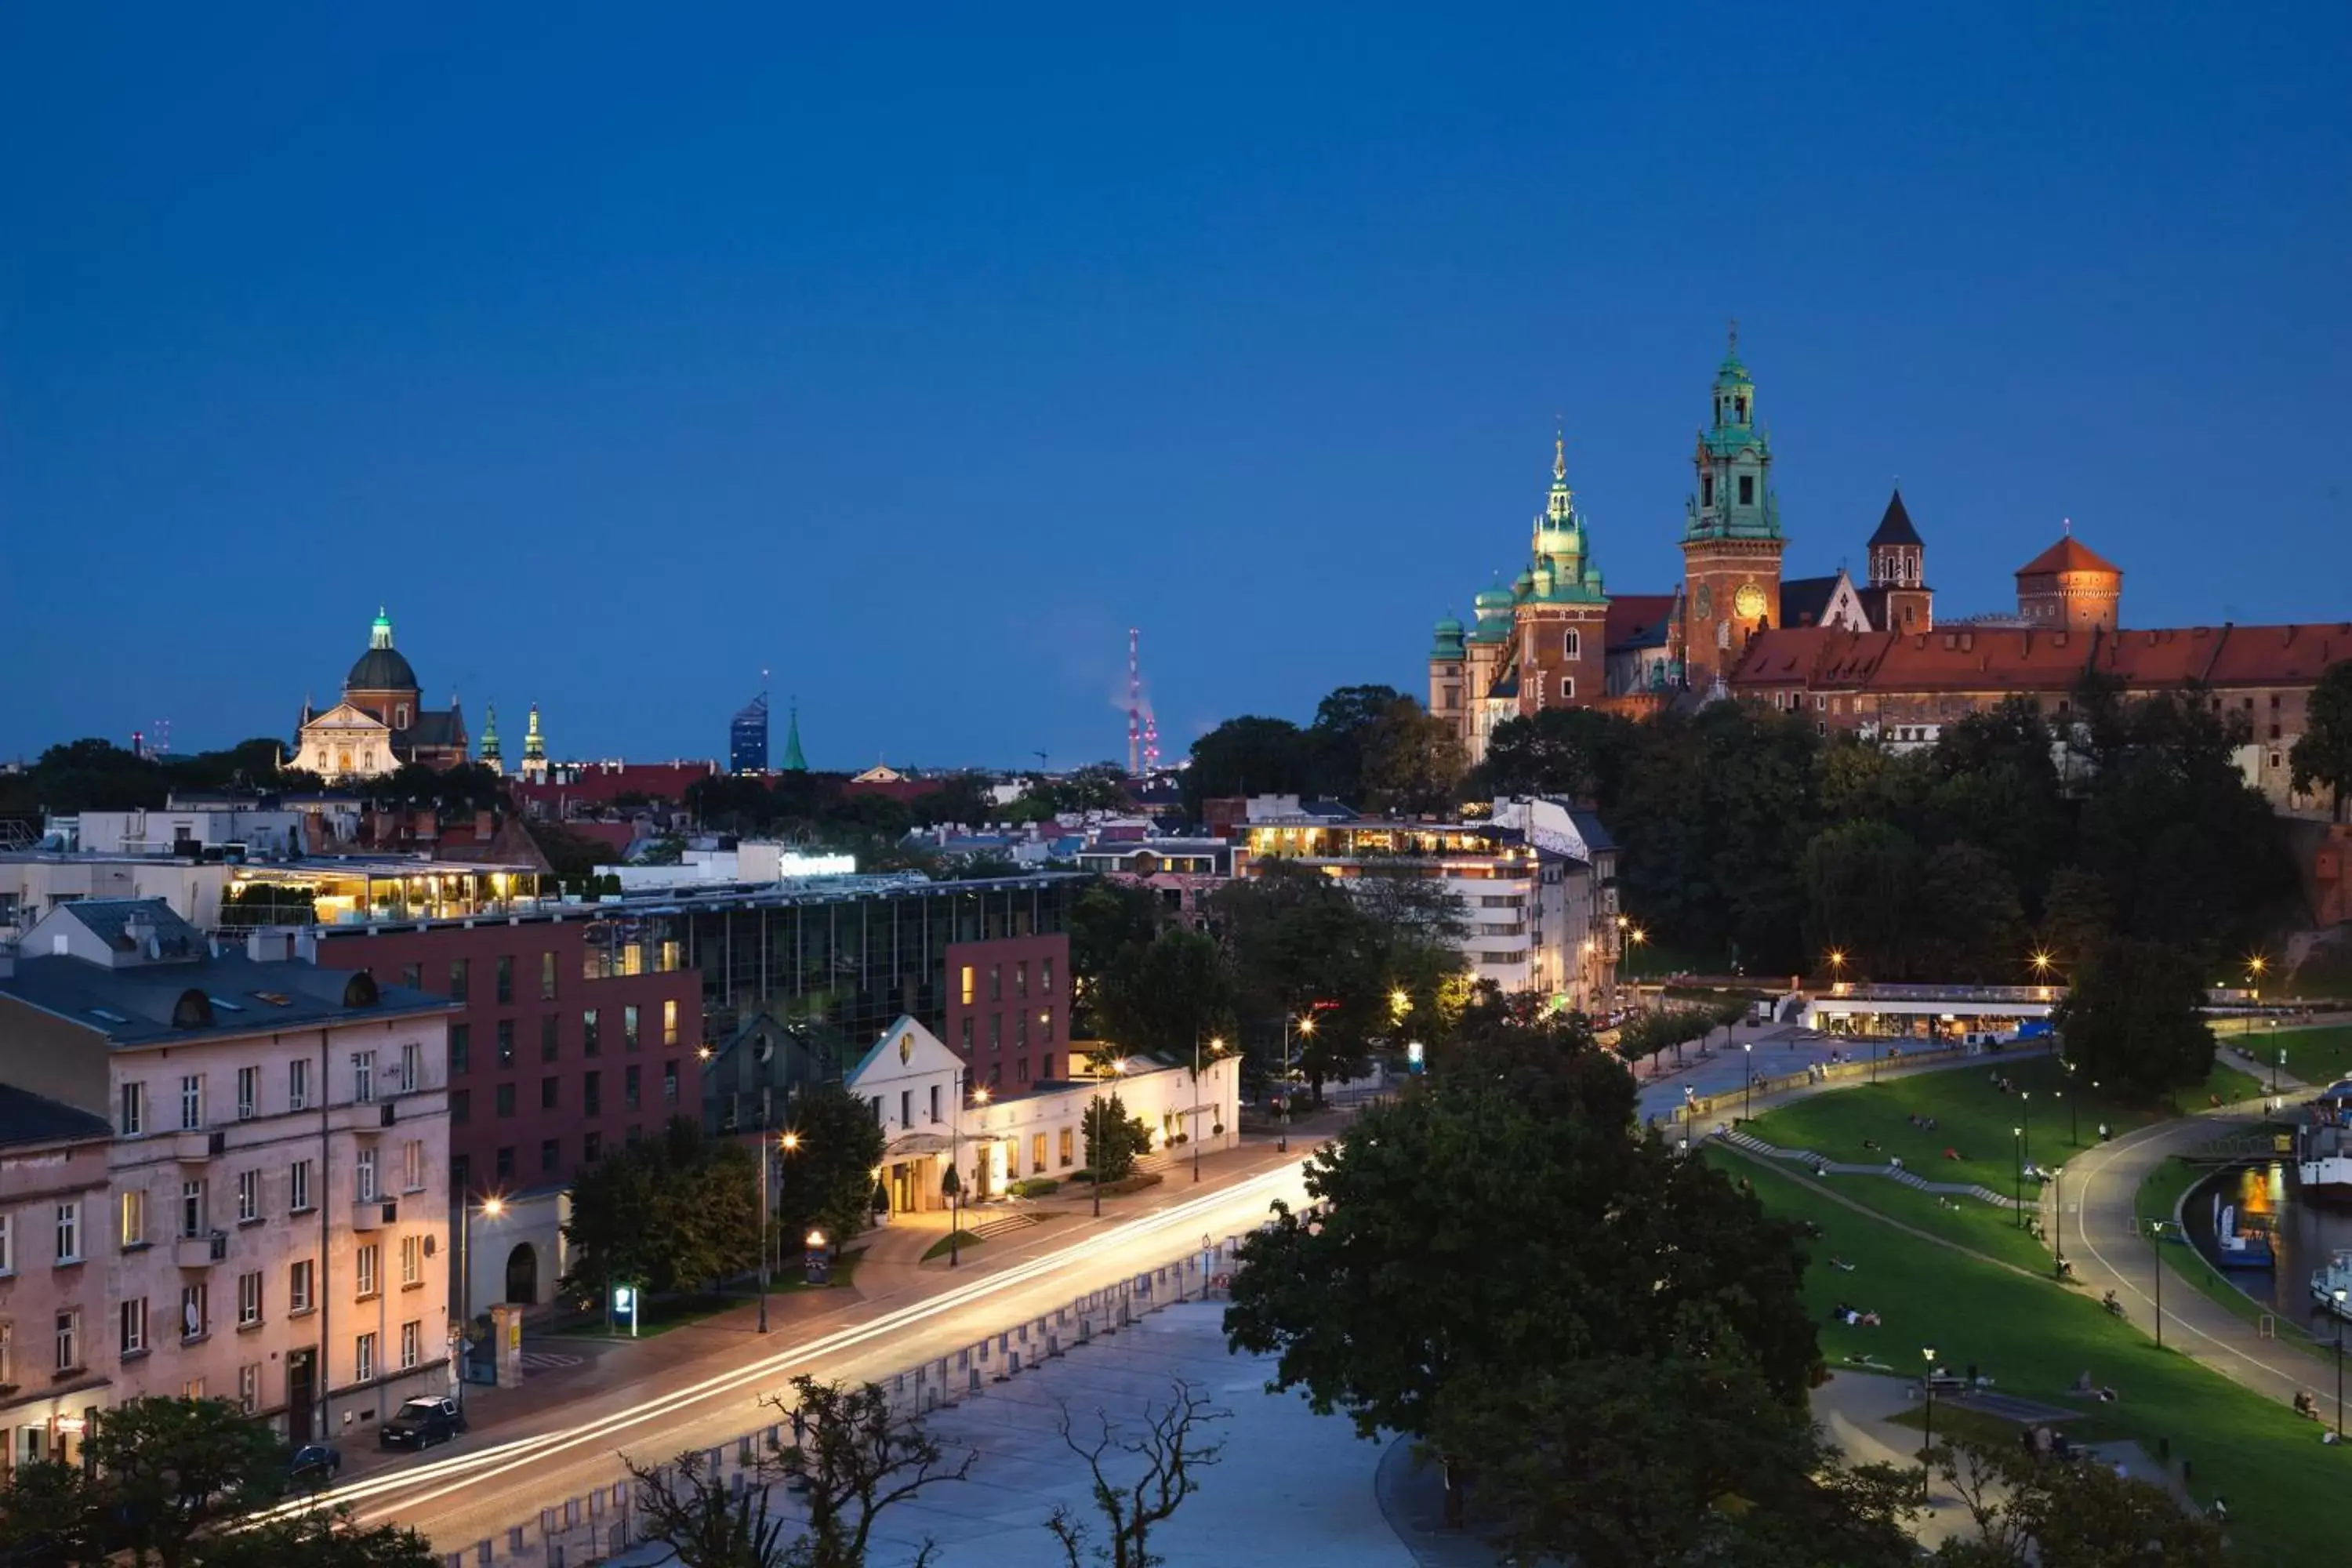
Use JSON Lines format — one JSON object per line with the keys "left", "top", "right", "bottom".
{"left": 1734, "top": 621, "right": 2350, "bottom": 702}
{"left": 1604, "top": 593, "right": 1676, "bottom": 649}
{"left": 2016, "top": 536, "right": 2123, "bottom": 577}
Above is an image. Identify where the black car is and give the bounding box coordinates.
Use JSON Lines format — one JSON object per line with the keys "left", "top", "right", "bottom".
{"left": 378, "top": 1396, "right": 466, "bottom": 1450}
{"left": 289, "top": 1443, "right": 342, "bottom": 1486}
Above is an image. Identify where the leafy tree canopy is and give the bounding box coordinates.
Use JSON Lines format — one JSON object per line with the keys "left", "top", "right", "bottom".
{"left": 2053, "top": 937, "right": 2216, "bottom": 1099}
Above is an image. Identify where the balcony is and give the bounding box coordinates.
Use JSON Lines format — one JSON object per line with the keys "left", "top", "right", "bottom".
{"left": 326, "top": 1087, "right": 448, "bottom": 1135}
{"left": 173, "top": 1232, "right": 227, "bottom": 1268}
{"left": 171, "top": 1129, "right": 228, "bottom": 1162}
{"left": 352, "top": 1199, "right": 398, "bottom": 1231}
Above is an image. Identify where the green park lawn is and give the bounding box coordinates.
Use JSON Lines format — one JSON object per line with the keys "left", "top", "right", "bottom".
{"left": 2256, "top": 1024, "right": 2352, "bottom": 1090}
{"left": 1731, "top": 1156, "right": 2343, "bottom": 1563}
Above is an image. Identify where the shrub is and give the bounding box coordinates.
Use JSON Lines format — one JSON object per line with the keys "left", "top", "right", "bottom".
{"left": 1099, "top": 1171, "right": 1165, "bottom": 1196}
{"left": 1069, "top": 1167, "right": 1095, "bottom": 1184}
{"left": 1007, "top": 1178, "right": 1062, "bottom": 1199}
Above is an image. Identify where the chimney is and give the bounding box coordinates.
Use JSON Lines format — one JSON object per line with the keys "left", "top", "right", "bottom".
{"left": 245, "top": 929, "right": 294, "bottom": 964}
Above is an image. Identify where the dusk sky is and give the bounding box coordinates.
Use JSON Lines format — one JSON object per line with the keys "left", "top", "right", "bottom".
{"left": 5, "top": 4, "right": 2347, "bottom": 771}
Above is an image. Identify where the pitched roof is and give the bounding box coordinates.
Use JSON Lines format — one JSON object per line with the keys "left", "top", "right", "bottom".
{"left": 403, "top": 709, "right": 465, "bottom": 750}
{"left": 60, "top": 898, "right": 205, "bottom": 960}
{"left": 1867, "top": 490, "right": 1922, "bottom": 549}
{"left": 1603, "top": 594, "right": 1676, "bottom": 652}
{"left": 0, "top": 947, "right": 453, "bottom": 1048}
{"left": 1779, "top": 575, "right": 1842, "bottom": 630}
{"left": 2017, "top": 535, "right": 2122, "bottom": 577}
{"left": 0, "top": 1084, "right": 111, "bottom": 1149}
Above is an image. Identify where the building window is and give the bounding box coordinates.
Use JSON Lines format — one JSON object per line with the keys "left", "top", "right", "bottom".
{"left": 119, "top": 1081, "right": 146, "bottom": 1137}
{"left": 237, "top": 1170, "right": 260, "bottom": 1223}
{"left": 120, "top": 1298, "right": 147, "bottom": 1356}
{"left": 989, "top": 1014, "right": 1002, "bottom": 1054}
{"left": 450, "top": 1089, "right": 470, "bottom": 1125}
{"left": 180, "top": 1073, "right": 205, "bottom": 1127}
{"left": 55, "top": 1200, "right": 80, "bottom": 1264}
{"left": 584, "top": 1072, "right": 601, "bottom": 1115}
{"left": 237, "top": 1271, "right": 262, "bottom": 1327}
{"left": 583, "top": 1131, "right": 602, "bottom": 1163}
{"left": 289, "top": 1259, "right": 314, "bottom": 1314}
{"left": 625, "top": 1066, "right": 641, "bottom": 1112}
{"left": 180, "top": 1283, "right": 207, "bottom": 1341}
{"left": 120, "top": 1189, "right": 146, "bottom": 1249}
{"left": 960, "top": 966, "right": 975, "bottom": 1004}
{"left": 541, "top": 1015, "right": 560, "bottom": 1062}
{"left": 1016, "top": 962, "right": 1029, "bottom": 1000}
{"left": 662, "top": 1060, "right": 678, "bottom": 1103}
{"left": 1042, "top": 956, "right": 1054, "bottom": 994}
{"left": 352, "top": 1052, "right": 376, "bottom": 1105}
{"left": 929, "top": 1084, "right": 942, "bottom": 1123}
{"left": 403, "top": 1139, "right": 424, "bottom": 1192}
{"left": 541, "top": 1076, "right": 560, "bottom": 1111}
{"left": 1737, "top": 474, "right": 1755, "bottom": 506}
{"left": 356, "top": 1149, "right": 378, "bottom": 1203}
{"left": 238, "top": 1363, "right": 260, "bottom": 1414}
{"left": 451, "top": 1154, "right": 470, "bottom": 1193}
{"left": 235, "top": 1066, "right": 259, "bottom": 1120}
{"left": 989, "top": 964, "right": 1002, "bottom": 1003}
{"left": 400, "top": 1320, "right": 420, "bottom": 1370}
{"left": 355, "top": 1332, "right": 376, "bottom": 1383}
{"left": 289, "top": 1160, "right": 313, "bottom": 1213}
{"left": 1563, "top": 630, "right": 1581, "bottom": 659}
{"left": 960, "top": 1017, "right": 974, "bottom": 1053}
{"left": 450, "top": 1023, "right": 471, "bottom": 1074}
{"left": 496, "top": 1021, "right": 515, "bottom": 1068}
{"left": 448, "top": 959, "right": 470, "bottom": 1000}
{"left": 583, "top": 1010, "right": 601, "bottom": 1057}
{"left": 179, "top": 1180, "right": 205, "bottom": 1240}
{"left": 540, "top": 952, "right": 558, "bottom": 1001}
{"left": 1043, "top": 1007, "right": 1054, "bottom": 1043}
{"left": 401, "top": 963, "right": 422, "bottom": 990}
{"left": 495, "top": 956, "right": 514, "bottom": 1005}
{"left": 55, "top": 1310, "right": 80, "bottom": 1373}
{"left": 623, "top": 1005, "right": 640, "bottom": 1052}
{"left": 1702, "top": 474, "right": 1715, "bottom": 507}
{"left": 355, "top": 1244, "right": 379, "bottom": 1298}
{"left": 1559, "top": 677, "right": 1575, "bottom": 700}
{"left": 1031, "top": 1132, "right": 1047, "bottom": 1172}
{"left": 495, "top": 1146, "right": 514, "bottom": 1181}
{"left": 541, "top": 1138, "right": 560, "bottom": 1173}
{"left": 495, "top": 1083, "right": 516, "bottom": 1119}
{"left": 1059, "top": 1128, "right": 1075, "bottom": 1168}
{"left": 662, "top": 1000, "right": 678, "bottom": 1048}
{"left": 399, "top": 1042, "right": 421, "bottom": 1094}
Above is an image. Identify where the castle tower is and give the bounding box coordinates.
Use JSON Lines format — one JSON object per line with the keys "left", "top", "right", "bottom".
{"left": 1679, "top": 328, "right": 1786, "bottom": 690}
{"left": 1514, "top": 434, "right": 1610, "bottom": 715}
{"left": 520, "top": 703, "right": 549, "bottom": 784}
{"left": 1866, "top": 488, "right": 1933, "bottom": 632}
{"left": 2015, "top": 525, "right": 2122, "bottom": 630}
{"left": 1427, "top": 612, "right": 1468, "bottom": 739}
{"left": 478, "top": 703, "right": 503, "bottom": 776}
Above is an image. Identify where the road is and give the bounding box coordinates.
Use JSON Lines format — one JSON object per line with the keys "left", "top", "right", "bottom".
{"left": 278, "top": 1157, "right": 1312, "bottom": 1551}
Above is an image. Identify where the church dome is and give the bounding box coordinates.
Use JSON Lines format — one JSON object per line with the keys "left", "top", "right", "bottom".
{"left": 1472, "top": 587, "right": 1513, "bottom": 615}
{"left": 1433, "top": 612, "right": 1465, "bottom": 637}
{"left": 346, "top": 609, "right": 419, "bottom": 692}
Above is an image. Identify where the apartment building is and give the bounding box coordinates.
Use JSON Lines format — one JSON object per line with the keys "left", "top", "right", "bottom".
{"left": 0, "top": 1086, "right": 113, "bottom": 1476}
{"left": 0, "top": 899, "right": 453, "bottom": 1446}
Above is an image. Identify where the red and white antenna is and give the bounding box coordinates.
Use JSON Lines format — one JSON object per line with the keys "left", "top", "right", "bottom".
{"left": 1127, "top": 628, "right": 1143, "bottom": 776}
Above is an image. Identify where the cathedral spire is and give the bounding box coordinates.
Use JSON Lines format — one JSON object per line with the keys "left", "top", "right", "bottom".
{"left": 780, "top": 699, "right": 808, "bottom": 772}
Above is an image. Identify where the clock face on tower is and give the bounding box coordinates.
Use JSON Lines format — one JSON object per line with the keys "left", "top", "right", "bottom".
{"left": 1734, "top": 582, "right": 1766, "bottom": 620}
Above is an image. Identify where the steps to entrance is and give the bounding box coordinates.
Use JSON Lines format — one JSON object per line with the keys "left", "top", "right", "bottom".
{"left": 1715, "top": 1127, "right": 2028, "bottom": 1210}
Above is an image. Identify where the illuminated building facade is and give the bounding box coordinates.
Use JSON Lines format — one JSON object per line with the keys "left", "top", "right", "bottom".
{"left": 296, "top": 610, "right": 469, "bottom": 781}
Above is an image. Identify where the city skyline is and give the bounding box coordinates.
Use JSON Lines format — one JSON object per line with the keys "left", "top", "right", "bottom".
{"left": 5, "top": 4, "right": 2347, "bottom": 766}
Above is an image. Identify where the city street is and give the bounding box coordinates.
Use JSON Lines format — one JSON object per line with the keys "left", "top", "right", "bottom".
{"left": 296, "top": 1152, "right": 1313, "bottom": 1551}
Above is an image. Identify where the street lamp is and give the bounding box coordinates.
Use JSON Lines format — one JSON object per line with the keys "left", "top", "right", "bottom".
{"left": 1742, "top": 1040, "right": 1755, "bottom": 1123}
{"left": 1921, "top": 1345, "right": 1938, "bottom": 1494}
{"left": 2020, "top": 1091, "right": 2031, "bottom": 1184}
{"left": 949, "top": 1079, "right": 987, "bottom": 1266}
{"left": 1193, "top": 1035, "right": 1225, "bottom": 1185}
{"left": 1280, "top": 1014, "right": 1315, "bottom": 1154}
{"left": 1828, "top": 949, "right": 1846, "bottom": 989}
{"left": 758, "top": 1131, "right": 801, "bottom": 1334}
{"left": 2149, "top": 1218, "right": 2171, "bottom": 1348}
{"left": 2335, "top": 1287, "right": 2347, "bottom": 1439}
{"left": 2053, "top": 1165, "right": 2066, "bottom": 1280}
{"left": 456, "top": 1194, "right": 504, "bottom": 1410}
{"left": 2013, "top": 1125, "right": 2024, "bottom": 1227}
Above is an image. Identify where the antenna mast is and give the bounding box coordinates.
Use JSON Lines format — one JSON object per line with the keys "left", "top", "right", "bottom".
{"left": 1127, "top": 628, "right": 1143, "bottom": 776}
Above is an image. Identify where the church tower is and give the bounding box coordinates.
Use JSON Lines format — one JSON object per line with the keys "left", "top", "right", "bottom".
{"left": 1679, "top": 328, "right": 1786, "bottom": 691}
{"left": 520, "top": 703, "right": 549, "bottom": 784}
{"left": 1866, "top": 488, "right": 1933, "bottom": 632}
{"left": 1514, "top": 434, "right": 1610, "bottom": 715}
{"left": 478, "top": 704, "right": 503, "bottom": 776}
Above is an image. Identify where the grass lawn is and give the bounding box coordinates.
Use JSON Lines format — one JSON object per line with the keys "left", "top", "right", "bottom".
{"left": 1730, "top": 1155, "right": 2343, "bottom": 1563}
{"left": 2251, "top": 1024, "right": 2352, "bottom": 1090}
{"left": 921, "top": 1230, "right": 982, "bottom": 1263}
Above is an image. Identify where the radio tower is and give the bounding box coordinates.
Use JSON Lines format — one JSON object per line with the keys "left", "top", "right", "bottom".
{"left": 1127, "top": 629, "right": 1143, "bottom": 776}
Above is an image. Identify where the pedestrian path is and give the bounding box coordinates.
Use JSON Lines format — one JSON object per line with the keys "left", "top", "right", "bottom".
{"left": 1715, "top": 1126, "right": 2028, "bottom": 1209}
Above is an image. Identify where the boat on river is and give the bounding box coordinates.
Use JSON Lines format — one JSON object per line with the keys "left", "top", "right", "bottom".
{"left": 2212, "top": 1195, "right": 2274, "bottom": 1269}
{"left": 2313, "top": 1250, "right": 2352, "bottom": 1319}
{"left": 2295, "top": 1080, "right": 2352, "bottom": 1201}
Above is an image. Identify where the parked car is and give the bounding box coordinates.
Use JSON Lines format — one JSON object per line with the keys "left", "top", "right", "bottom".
{"left": 289, "top": 1443, "right": 342, "bottom": 1486}
{"left": 379, "top": 1396, "right": 466, "bottom": 1451}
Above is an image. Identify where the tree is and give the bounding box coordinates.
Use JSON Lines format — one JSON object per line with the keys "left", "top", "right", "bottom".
{"left": 527, "top": 818, "right": 619, "bottom": 882}
{"left": 1093, "top": 930, "right": 1238, "bottom": 1063}
{"left": 0, "top": 1458, "right": 107, "bottom": 1567}
{"left": 775, "top": 1083, "right": 888, "bottom": 1252}
{"left": 1912, "top": 841, "right": 2027, "bottom": 980}
{"left": 1183, "top": 717, "right": 1311, "bottom": 813}
{"left": 909, "top": 772, "right": 996, "bottom": 829}
{"left": 2034, "top": 866, "right": 2115, "bottom": 975}
{"left": 2292, "top": 659, "right": 2352, "bottom": 821}
{"left": 2054, "top": 938, "right": 2215, "bottom": 1099}
{"left": 1210, "top": 864, "right": 1389, "bottom": 1096}
{"left": 1927, "top": 1439, "right": 2227, "bottom": 1566}
{"left": 1046, "top": 1380, "right": 1230, "bottom": 1568}
{"left": 1473, "top": 707, "right": 1639, "bottom": 805}
{"left": 561, "top": 1120, "right": 763, "bottom": 1306}
{"left": 625, "top": 1379, "right": 969, "bottom": 1568}
{"left": 1225, "top": 1058, "right": 1820, "bottom": 1524}
{"left": 1067, "top": 879, "right": 1163, "bottom": 1036}
{"left": 1358, "top": 702, "right": 1468, "bottom": 815}
{"left": 1305, "top": 684, "right": 1411, "bottom": 800}
{"left": 1798, "top": 820, "right": 1918, "bottom": 977}
{"left": 82, "top": 1396, "right": 286, "bottom": 1568}
{"left": 1080, "top": 1091, "right": 1152, "bottom": 1182}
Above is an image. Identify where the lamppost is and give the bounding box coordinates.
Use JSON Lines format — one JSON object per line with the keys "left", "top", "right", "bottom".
{"left": 2020, "top": 1091, "right": 2031, "bottom": 1183}
{"left": 1921, "top": 1345, "right": 1938, "bottom": 1496}
{"left": 757, "top": 1131, "right": 800, "bottom": 1334}
{"left": 2149, "top": 1218, "right": 2170, "bottom": 1348}
{"left": 2248, "top": 956, "right": 2267, "bottom": 1040}
{"left": 1279, "top": 1015, "right": 1314, "bottom": 1154}
{"left": 1192, "top": 1034, "right": 1225, "bottom": 1185}
{"left": 2053, "top": 1165, "right": 2066, "bottom": 1280}
{"left": 1682, "top": 1085, "right": 1696, "bottom": 1152}
{"left": 2275, "top": 1046, "right": 2285, "bottom": 1099}
{"left": 456, "top": 1194, "right": 503, "bottom": 1410}
{"left": 1742, "top": 1040, "right": 1755, "bottom": 1123}
{"left": 946, "top": 1075, "right": 986, "bottom": 1268}
{"left": 2012, "top": 1125, "right": 2024, "bottom": 1227}
{"left": 2335, "top": 1288, "right": 2347, "bottom": 1439}
{"left": 1828, "top": 949, "right": 1846, "bottom": 989}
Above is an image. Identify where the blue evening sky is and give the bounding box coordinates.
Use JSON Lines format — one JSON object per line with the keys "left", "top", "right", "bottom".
{"left": 4, "top": 4, "right": 2346, "bottom": 771}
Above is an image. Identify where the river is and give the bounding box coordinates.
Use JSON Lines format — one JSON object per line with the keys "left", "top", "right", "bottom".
{"left": 2185, "top": 1160, "right": 2352, "bottom": 1330}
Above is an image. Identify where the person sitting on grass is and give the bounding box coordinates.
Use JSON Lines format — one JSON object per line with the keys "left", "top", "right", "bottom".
{"left": 1943, "top": 1147, "right": 1963, "bottom": 1160}
{"left": 1829, "top": 1255, "right": 1857, "bottom": 1272}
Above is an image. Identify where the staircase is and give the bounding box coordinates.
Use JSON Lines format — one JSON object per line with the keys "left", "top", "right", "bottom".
{"left": 1713, "top": 1127, "right": 2027, "bottom": 1210}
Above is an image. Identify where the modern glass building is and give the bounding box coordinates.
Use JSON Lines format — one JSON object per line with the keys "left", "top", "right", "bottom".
{"left": 728, "top": 691, "right": 768, "bottom": 773}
